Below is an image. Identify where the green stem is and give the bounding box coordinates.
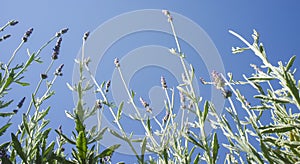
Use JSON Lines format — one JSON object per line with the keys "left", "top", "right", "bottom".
{"left": 117, "top": 67, "right": 159, "bottom": 146}
{"left": 7, "top": 41, "right": 24, "bottom": 68}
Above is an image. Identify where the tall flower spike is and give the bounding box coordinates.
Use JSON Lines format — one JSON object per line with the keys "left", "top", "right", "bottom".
{"left": 161, "top": 76, "right": 167, "bottom": 89}
{"left": 96, "top": 99, "right": 102, "bottom": 109}
{"left": 14, "top": 97, "right": 26, "bottom": 113}
{"left": 83, "top": 31, "right": 90, "bottom": 41}
{"left": 56, "top": 28, "right": 69, "bottom": 37}
{"left": 211, "top": 70, "right": 225, "bottom": 90}
{"left": 105, "top": 80, "right": 111, "bottom": 93}
{"left": 163, "top": 112, "right": 170, "bottom": 123}
{"left": 114, "top": 58, "right": 120, "bottom": 67}
{"left": 55, "top": 64, "right": 64, "bottom": 76}
{"left": 9, "top": 20, "right": 18, "bottom": 26}
{"left": 162, "top": 10, "right": 173, "bottom": 22}
{"left": 17, "top": 97, "right": 26, "bottom": 108}
{"left": 0, "top": 34, "right": 11, "bottom": 42}
{"left": 22, "top": 28, "right": 33, "bottom": 42}
{"left": 139, "top": 97, "right": 152, "bottom": 112}
{"left": 52, "top": 37, "right": 62, "bottom": 60}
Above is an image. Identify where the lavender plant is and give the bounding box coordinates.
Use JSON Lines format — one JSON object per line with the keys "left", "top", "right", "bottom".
{"left": 1, "top": 9, "right": 299, "bottom": 163}
{"left": 84, "top": 10, "right": 299, "bottom": 164}
{"left": 0, "top": 20, "right": 118, "bottom": 163}
{"left": 206, "top": 29, "right": 300, "bottom": 163}
{"left": 58, "top": 32, "right": 120, "bottom": 163}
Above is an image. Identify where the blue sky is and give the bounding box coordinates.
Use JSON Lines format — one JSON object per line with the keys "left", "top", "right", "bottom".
{"left": 1, "top": 1, "right": 300, "bottom": 163}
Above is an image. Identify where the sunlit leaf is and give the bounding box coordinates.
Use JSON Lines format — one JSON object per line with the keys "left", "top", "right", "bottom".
{"left": 0, "top": 112, "right": 15, "bottom": 117}
{"left": 141, "top": 137, "right": 147, "bottom": 162}
{"left": 286, "top": 55, "right": 296, "bottom": 71}
{"left": 98, "top": 144, "right": 120, "bottom": 158}
{"left": 116, "top": 101, "right": 124, "bottom": 121}
{"left": 0, "top": 123, "right": 12, "bottom": 136}
{"left": 0, "top": 99, "right": 13, "bottom": 109}
{"left": 15, "top": 81, "right": 30, "bottom": 86}
{"left": 259, "top": 125, "right": 295, "bottom": 134}
{"left": 202, "top": 101, "right": 209, "bottom": 123}
{"left": 11, "top": 133, "right": 27, "bottom": 162}
{"left": 76, "top": 131, "right": 87, "bottom": 160}
{"left": 211, "top": 132, "right": 219, "bottom": 163}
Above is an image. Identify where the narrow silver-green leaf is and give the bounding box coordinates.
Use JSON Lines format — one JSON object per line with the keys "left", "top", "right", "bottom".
{"left": 98, "top": 144, "right": 121, "bottom": 158}
{"left": 141, "top": 137, "right": 147, "bottom": 158}
{"left": 0, "top": 123, "right": 12, "bottom": 136}
{"left": 211, "top": 132, "right": 219, "bottom": 163}
{"left": 116, "top": 101, "right": 124, "bottom": 121}
{"left": 286, "top": 55, "right": 296, "bottom": 71}
{"left": 11, "top": 133, "right": 27, "bottom": 162}
{"left": 109, "top": 129, "right": 125, "bottom": 140}
{"left": 202, "top": 101, "right": 209, "bottom": 123}
{"left": 76, "top": 131, "right": 87, "bottom": 160}
{"left": 259, "top": 125, "right": 295, "bottom": 134}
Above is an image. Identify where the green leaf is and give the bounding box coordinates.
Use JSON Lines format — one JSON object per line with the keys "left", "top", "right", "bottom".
{"left": 116, "top": 101, "right": 124, "bottom": 121}
{"left": 11, "top": 133, "right": 27, "bottom": 162}
{"left": 0, "top": 99, "right": 13, "bottom": 109}
{"left": 286, "top": 55, "right": 296, "bottom": 71}
{"left": 186, "top": 135, "right": 204, "bottom": 149}
{"left": 65, "top": 110, "right": 75, "bottom": 119}
{"left": 32, "top": 94, "right": 38, "bottom": 109}
{"left": 43, "top": 141, "right": 55, "bottom": 158}
{"left": 211, "top": 132, "right": 219, "bottom": 163}
{"left": 91, "top": 127, "right": 107, "bottom": 142}
{"left": 248, "top": 76, "right": 275, "bottom": 82}
{"left": 36, "top": 106, "right": 50, "bottom": 122}
{"left": 0, "top": 142, "right": 10, "bottom": 150}
{"left": 141, "top": 137, "right": 147, "bottom": 162}
{"left": 22, "top": 114, "right": 30, "bottom": 135}
{"left": 193, "top": 153, "right": 200, "bottom": 164}
{"left": 202, "top": 101, "right": 209, "bottom": 123}
{"left": 55, "top": 129, "right": 76, "bottom": 145}
{"left": 76, "top": 131, "right": 87, "bottom": 160}
{"left": 0, "top": 123, "right": 12, "bottom": 136}
{"left": 75, "top": 114, "right": 85, "bottom": 133}
{"left": 231, "top": 46, "right": 250, "bottom": 54}
{"left": 259, "top": 125, "right": 295, "bottom": 134}
{"left": 0, "top": 112, "right": 15, "bottom": 117}
{"left": 162, "top": 148, "right": 168, "bottom": 164}
{"left": 24, "top": 53, "right": 35, "bottom": 68}
{"left": 15, "top": 81, "right": 30, "bottom": 86}
{"left": 254, "top": 95, "right": 291, "bottom": 104}
{"left": 98, "top": 144, "right": 121, "bottom": 158}
{"left": 147, "top": 117, "right": 151, "bottom": 133}
{"left": 66, "top": 82, "right": 75, "bottom": 91}
{"left": 109, "top": 129, "right": 125, "bottom": 140}
{"left": 130, "top": 90, "right": 135, "bottom": 99}
{"left": 2, "top": 76, "right": 13, "bottom": 91}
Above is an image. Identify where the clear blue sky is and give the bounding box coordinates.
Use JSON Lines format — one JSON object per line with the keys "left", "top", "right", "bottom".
{"left": 1, "top": 1, "right": 300, "bottom": 163}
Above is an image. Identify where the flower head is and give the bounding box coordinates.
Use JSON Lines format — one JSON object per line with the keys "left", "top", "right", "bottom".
{"left": 114, "top": 58, "right": 120, "bottom": 67}
{"left": 161, "top": 76, "right": 167, "bottom": 89}
{"left": 22, "top": 28, "right": 33, "bottom": 42}
{"left": 211, "top": 70, "right": 225, "bottom": 90}
{"left": 83, "top": 31, "right": 90, "bottom": 41}
{"left": 139, "top": 97, "right": 152, "bottom": 112}
{"left": 56, "top": 28, "right": 69, "bottom": 37}
{"left": 55, "top": 64, "right": 64, "bottom": 76}
{"left": 52, "top": 37, "right": 62, "bottom": 60}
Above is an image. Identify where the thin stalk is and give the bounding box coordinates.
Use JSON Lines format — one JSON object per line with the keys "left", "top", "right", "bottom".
{"left": 84, "top": 65, "right": 141, "bottom": 160}
{"left": 26, "top": 59, "right": 55, "bottom": 116}
{"left": 116, "top": 67, "right": 159, "bottom": 146}
{"left": 0, "top": 22, "right": 10, "bottom": 32}
{"left": 7, "top": 41, "right": 24, "bottom": 68}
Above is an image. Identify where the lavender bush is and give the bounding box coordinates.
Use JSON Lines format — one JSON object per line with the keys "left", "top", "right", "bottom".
{"left": 0, "top": 10, "right": 299, "bottom": 163}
